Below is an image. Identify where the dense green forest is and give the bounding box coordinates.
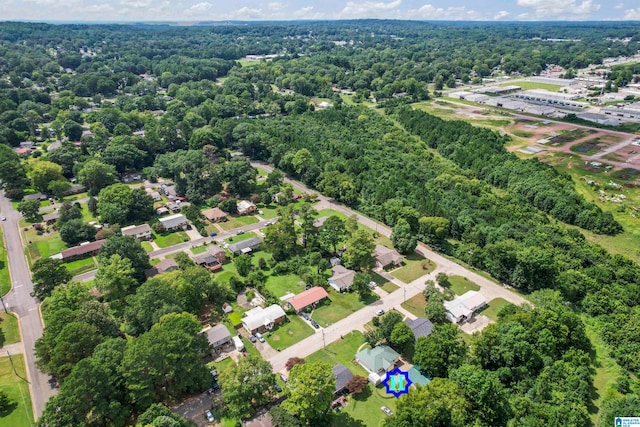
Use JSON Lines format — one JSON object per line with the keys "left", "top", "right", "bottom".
{"left": 0, "top": 20, "right": 638, "bottom": 427}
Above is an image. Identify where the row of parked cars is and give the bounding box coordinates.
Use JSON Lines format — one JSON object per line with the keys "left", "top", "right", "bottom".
{"left": 300, "top": 312, "right": 320, "bottom": 329}
{"left": 248, "top": 332, "right": 265, "bottom": 343}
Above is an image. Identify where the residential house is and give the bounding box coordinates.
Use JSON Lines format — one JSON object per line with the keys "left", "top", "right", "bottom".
{"left": 241, "top": 304, "right": 286, "bottom": 334}
{"left": 42, "top": 211, "right": 59, "bottom": 225}
{"left": 332, "top": 364, "right": 354, "bottom": 395}
{"left": 207, "top": 244, "right": 226, "bottom": 264}
{"left": 148, "top": 191, "right": 162, "bottom": 202}
{"left": 23, "top": 193, "right": 47, "bottom": 201}
{"left": 144, "top": 258, "right": 179, "bottom": 279}
{"left": 63, "top": 184, "right": 87, "bottom": 196}
{"left": 287, "top": 286, "right": 328, "bottom": 312}
{"left": 222, "top": 302, "right": 233, "bottom": 313}
{"left": 156, "top": 206, "right": 169, "bottom": 216}
{"left": 54, "top": 239, "right": 107, "bottom": 261}
{"left": 159, "top": 214, "right": 188, "bottom": 231}
{"left": 121, "top": 224, "right": 152, "bottom": 241}
{"left": 15, "top": 147, "right": 32, "bottom": 157}
{"left": 19, "top": 141, "right": 36, "bottom": 149}
{"left": 237, "top": 200, "right": 257, "bottom": 215}
{"left": 444, "top": 291, "right": 488, "bottom": 324}
{"left": 202, "top": 207, "right": 228, "bottom": 223}
{"left": 228, "top": 237, "right": 262, "bottom": 255}
{"left": 355, "top": 345, "right": 401, "bottom": 385}
{"left": 404, "top": 317, "right": 434, "bottom": 338}
{"left": 166, "top": 202, "right": 181, "bottom": 213}
{"left": 328, "top": 265, "right": 356, "bottom": 292}
{"left": 373, "top": 245, "right": 403, "bottom": 269}
{"left": 205, "top": 324, "right": 232, "bottom": 352}
{"left": 193, "top": 253, "right": 222, "bottom": 271}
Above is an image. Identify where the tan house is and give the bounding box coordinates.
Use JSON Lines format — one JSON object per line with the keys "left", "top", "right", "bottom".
{"left": 202, "top": 207, "right": 228, "bottom": 223}
{"left": 144, "top": 259, "right": 179, "bottom": 279}
{"left": 207, "top": 244, "right": 226, "bottom": 264}
{"left": 121, "top": 224, "right": 152, "bottom": 241}
{"left": 373, "top": 245, "right": 403, "bottom": 269}
{"left": 328, "top": 265, "right": 356, "bottom": 292}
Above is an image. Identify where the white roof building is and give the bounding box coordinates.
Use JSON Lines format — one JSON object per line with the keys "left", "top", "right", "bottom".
{"left": 159, "top": 214, "right": 188, "bottom": 231}
{"left": 444, "top": 291, "right": 488, "bottom": 324}
{"left": 241, "top": 304, "right": 286, "bottom": 333}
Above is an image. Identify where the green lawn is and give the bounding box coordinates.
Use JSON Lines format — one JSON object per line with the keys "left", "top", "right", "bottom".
{"left": 152, "top": 231, "right": 189, "bottom": 248}
{"left": 141, "top": 241, "right": 154, "bottom": 253}
{"left": 305, "top": 331, "right": 369, "bottom": 377}
{"left": 391, "top": 253, "right": 435, "bottom": 283}
{"left": 501, "top": 81, "right": 563, "bottom": 92}
{"left": 448, "top": 275, "right": 480, "bottom": 296}
{"left": 401, "top": 293, "right": 426, "bottom": 319}
{"left": 0, "top": 312, "right": 20, "bottom": 345}
{"left": 64, "top": 257, "right": 97, "bottom": 276}
{"left": 256, "top": 204, "right": 279, "bottom": 219}
{"left": 312, "top": 290, "right": 377, "bottom": 328}
{"left": 216, "top": 262, "right": 239, "bottom": 284}
{"left": 370, "top": 272, "right": 400, "bottom": 293}
{"left": 22, "top": 224, "right": 66, "bottom": 264}
{"left": 0, "top": 229, "right": 10, "bottom": 296}
{"left": 224, "top": 231, "right": 259, "bottom": 245}
{"left": 218, "top": 215, "right": 259, "bottom": 231}
{"left": 80, "top": 203, "right": 96, "bottom": 222}
{"left": 337, "top": 384, "right": 398, "bottom": 427}
{"left": 478, "top": 298, "right": 511, "bottom": 321}
{"left": 0, "top": 355, "right": 34, "bottom": 427}
{"left": 264, "top": 316, "right": 314, "bottom": 350}
{"left": 265, "top": 274, "right": 304, "bottom": 298}
{"left": 191, "top": 245, "right": 207, "bottom": 254}
{"left": 63, "top": 191, "right": 89, "bottom": 202}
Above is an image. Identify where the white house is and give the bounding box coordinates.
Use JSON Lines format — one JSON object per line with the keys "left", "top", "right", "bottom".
{"left": 159, "top": 214, "right": 188, "bottom": 231}
{"left": 121, "top": 224, "right": 152, "bottom": 241}
{"left": 444, "top": 291, "right": 488, "bottom": 323}
{"left": 237, "top": 200, "right": 257, "bottom": 215}
{"left": 241, "top": 304, "right": 286, "bottom": 334}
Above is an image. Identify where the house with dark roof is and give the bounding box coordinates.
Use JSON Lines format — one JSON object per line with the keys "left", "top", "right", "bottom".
{"left": 404, "top": 317, "right": 434, "bottom": 338}
{"left": 328, "top": 265, "right": 356, "bottom": 292}
{"left": 374, "top": 245, "right": 403, "bottom": 269}
{"left": 42, "top": 211, "right": 60, "bottom": 225}
{"left": 228, "top": 237, "right": 262, "bottom": 255}
{"left": 287, "top": 287, "right": 328, "bottom": 312}
{"left": 205, "top": 324, "right": 232, "bottom": 352}
{"left": 193, "top": 253, "right": 222, "bottom": 271}
{"left": 144, "top": 258, "right": 179, "bottom": 279}
{"left": 332, "top": 364, "right": 354, "bottom": 395}
{"left": 23, "top": 193, "right": 47, "bottom": 201}
{"left": 206, "top": 244, "right": 226, "bottom": 264}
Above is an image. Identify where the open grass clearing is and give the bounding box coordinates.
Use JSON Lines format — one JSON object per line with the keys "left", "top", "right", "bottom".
{"left": 141, "top": 241, "right": 153, "bottom": 253}
{"left": 337, "top": 383, "right": 398, "bottom": 427}
{"left": 191, "top": 245, "right": 207, "bottom": 254}
{"left": 0, "top": 355, "right": 34, "bottom": 427}
{"left": 217, "top": 215, "right": 259, "bottom": 231}
{"left": 305, "top": 331, "right": 369, "bottom": 377}
{"left": 391, "top": 253, "right": 435, "bottom": 283}
{"left": 311, "top": 290, "right": 377, "bottom": 328}
{"left": 401, "top": 293, "right": 426, "bottom": 319}
{"left": 370, "top": 272, "right": 399, "bottom": 293}
{"left": 265, "top": 273, "right": 304, "bottom": 298}
{"left": 152, "top": 230, "right": 189, "bottom": 248}
{"left": 0, "top": 312, "right": 20, "bottom": 345}
{"left": 223, "top": 231, "right": 260, "bottom": 246}
{"left": 502, "top": 81, "right": 563, "bottom": 92}
{"left": 64, "top": 257, "right": 96, "bottom": 276}
{"left": 478, "top": 298, "right": 511, "bottom": 321}
{"left": 256, "top": 204, "right": 279, "bottom": 219}
{"left": 448, "top": 275, "right": 480, "bottom": 296}
{"left": 264, "top": 315, "right": 314, "bottom": 350}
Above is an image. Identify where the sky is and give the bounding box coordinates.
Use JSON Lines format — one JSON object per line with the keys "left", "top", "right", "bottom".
{"left": 1, "top": 0, "right": 639, "bottom": 23}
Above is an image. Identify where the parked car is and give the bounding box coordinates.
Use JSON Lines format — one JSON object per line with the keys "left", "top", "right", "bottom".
{"left": 311, "top": 320, "right": 320, "bottom": 329}
{"left": 0, "top": 216, "right": 5, "bottom": 221}
{"left": 381, "top": 406, "right": 393, "bottom": 415}
{"left": 367, "top": 281, "right": 377, "bottom": 289}
{"left": 210, "top": 369, "right": 218, "bottom": 379}
{"left": 248, "top": 334, "right": 257, "bottom": 343}
{"left": 280, "top": 374, "right": 288, "bottom": 383}
{"left": 274, "top": 383, "right": 282, "bottom": 393}
{"left": 255, "top": 332, "right": 265, "bottom": 343}
{"left": 209, "top": 232, "right": 217, "bottom": 237}
{"left": 207, "top": 383, "right": 220, "bottom": 394}
{"left": 301, "top": 312, "right": 310, "bottom": 320}
{"left": 236, "top": 229, "right": 245, "bottom": 235}
{"left": 205, "top": 410, "right": 215, "bottom": 422}
{"left": 376, "top": 309, "right": 385, "bottom": 316}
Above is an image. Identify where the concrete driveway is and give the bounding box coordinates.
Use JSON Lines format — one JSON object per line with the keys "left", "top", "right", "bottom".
{"left": 459, "top": 314, "right": 494, "bottom": 334}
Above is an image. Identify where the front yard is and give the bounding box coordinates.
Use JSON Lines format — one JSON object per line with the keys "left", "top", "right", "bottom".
{"left": 0, "top": 312, "right": 20, "bottom": 345}
{"left": 478, "top": 298, "right": 511, "bottom": 321}
{"left": 264, "top": 315, "right": 314, "bottom": 350}
{"left": 311, "top": 289, "right": 377, "bottom": 328}
{"left": 0, "top": 355, "right": 34, "bottom": 427}
{"left": 0, "top": 230, "right": 10, "bottom": 296}
{"left": 401, "top": 293, "right": 427, "bottom": 319}
{"left": 391, "top": 253, "right": 435, "bottom": 283}
{"left": 217, "top": 215, "right": 259, "bottom": 231}
{"left": 152, "top": 230, "right": 189, "bottom": 248}
{"left": 305, "top": 331, "right": 369, "bottom": 377}
{"left": 449, "top": 275, "right": 480, "bottom": 296}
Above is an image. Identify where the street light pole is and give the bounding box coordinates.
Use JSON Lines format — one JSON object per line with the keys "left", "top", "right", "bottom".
{"left": 322, "top": 330, "right": 326, "bottom": 348}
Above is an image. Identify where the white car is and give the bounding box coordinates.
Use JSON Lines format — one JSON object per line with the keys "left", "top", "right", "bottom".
{"left": 205, "top": 410, "right": 215, "bottom": 422}
{"left": 376, "top": 309, "right": 385, "bottom": 316}
{"left": 381, "top": 406, "right": 393, "bottom": 415}
{"left": 0, "top": 216, "right": 5, "bottom": 221}
{"left": 367, "top": 281, "right": 377, "bottom": 289}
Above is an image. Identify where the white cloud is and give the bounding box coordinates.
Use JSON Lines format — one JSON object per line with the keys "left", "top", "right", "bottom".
{"left": 120, "top": 0, "right": 153, "bottom": 9}
{"left": 517, "top": 0, "right": 600, "bottom": 18}
{"left": 23, "top": 0, "right": 81, "bottom": 5}
{"left": 85, "top": 3, "right": 114, "bottom": 13}
{"left": 267, "top": 2, "right": 282, "bottom": 11}
{"left": 494, "top": 10, "right": 510, "bottom": 20}
{"left": 624, "top": 8, "right": 640, "bottom": 19}
{"left": 340, "top": 0, "right": 402, "bottom": 19}
{"left": 409, "top": 4, "right": 481, "bottom": 20}
{"left": 222, "top": 6, "right": 264, "bottom": 20}
{"left": 184, "top": 2, "right": 212, "bottom": 16}
{"left": 614, "top": 2, "right": 624, "bottom": 8}
{"left": 292, "top": 6, "right": 324, "bottom": 19}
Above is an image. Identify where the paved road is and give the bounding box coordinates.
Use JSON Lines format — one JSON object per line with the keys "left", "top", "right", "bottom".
{"left": 1, "top": 192, "right": 56, "bottom": 419}
{"left": 39, "top": 196, "right": 91, "bottom": 213}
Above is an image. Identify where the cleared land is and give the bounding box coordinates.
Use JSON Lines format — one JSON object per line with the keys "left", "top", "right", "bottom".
{"left": 400, "top": 293, "right": 426, "bottom": 319}
{"left": 312, "top": 290, "right": 377, "bottom": 327}
{"left": 478, "top": 298, "right": 511, "bottom": 321}
{"left": 64, "top": 257, "right": 97, "bottom": 276}
{"left": 152, "top": 230, "right": 189, "bottom": 248}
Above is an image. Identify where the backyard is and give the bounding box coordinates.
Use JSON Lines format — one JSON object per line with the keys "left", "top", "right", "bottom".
{"left": 264, "top": 315, "right": 314, "bottom": 350}
{"left": 64, "top": 257, "right": 97, "bottom": 276}
{"left": 401, "top": 293, "right": 427, "bottom": 319}
{"left": 311, "top": 290, "right": 377, "bottom": 327}
{"left": 391, "top": 253, "right": 435, "bottom": 283}
{"left": 448, "top": 275, "right": 480, "bottom": 296}
{"left": 264, "top": 273, "right": 304, "bottom": 298}
{"left": 23, "top": 225, "right": 66, "bottom": 264}
{"left": 0, "top": 355, "right": 34, "bottom": 427}
{"left": 0, "top": 312, "right": 20, "bottom": 345}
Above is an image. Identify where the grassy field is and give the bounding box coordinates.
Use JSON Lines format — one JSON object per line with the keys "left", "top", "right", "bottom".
{"left": 256, "top": 204, "right": 279, "bottom": 219}
{"left": 0, "top": 229, "right": 10, "bottom": 296}
{"left": 141, "top": 241, "right": 153, "bottom": 253}
{"left": 265, "top": 315, "right": 314, "bottom": 350}
{"left": 369, "top": 272, "right": 400, "bottom": 293}
{"left": 305, "top": 331, "right": 369, "bottom": 377}
{"left": 152, "top": 231, "right": 189, "bottom": 248}
{"left": 265, "top": 274, "right": 304, "bottom": 298}
{"left": 449, "top": 275, "right": 480, "bottom": 296}
{"left": 218, "top": 215, "right": 259, "bottom": 231}
{"left": 64, "top": 257, "right": 96, "bottom": 276}
{"left": 312, "top": 290, "right": 377, "bottom": 327}
{"left": 391, "top": 253, "right": 435, "bottom": 283}
{"left": 191, "top": 245, "right": 207, "bottom": 254}
{"left": 478, "top": 298, "right": 511, "bottom": 321}
{"left": 223, "top": 231, "right": 259, "bottom": 245}
{"left": 0, "top": 312, "right": 20, "bottom": 345}
{"left": 380, "top": 281, "right": 399, "bottom": 294}
{"left": 0, "top": 355, "right": 34, "bottom": 427}
{"left": 501, "top": 81, "right": 563, "bottom": 92}
{"left": 338, "top": 384, "right": 398, "bottom": 427}
{"left": 401, "top": 293, "right": 426, "bottom": 319}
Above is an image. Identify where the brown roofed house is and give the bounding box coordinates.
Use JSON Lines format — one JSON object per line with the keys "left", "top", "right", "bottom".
{"left": 121, "top": 224, "right": 152, "bottom": 241}
{"left": 42, "top": 211, "right": 60, "bottom": 225}
{"left": 328, "top": 265, "right": 356, "bottom": 292}
{"left": 58, "top": 239, "right": 106, "bottom": 261}
{"left": 287, "top": 286, "right": 329, "bottom": 312}
{"left": 206, "top": 244, "right": 226, "bottom": 264}
{"left": 202, "top": 207, "right": 228, "bottom": 223}
{"left": 373, "top": 245, "right": 403, "bottom": 269}
{"left": 144, "top": 258, "right": 179, "bottom": 279}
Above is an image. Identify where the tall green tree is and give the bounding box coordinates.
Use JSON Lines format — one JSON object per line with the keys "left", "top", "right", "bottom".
{"left": 282, "top": 361, "right": 335, "bottom": 424}
{"left": 264, "top": 205, "right": 298, "bottom": 260}
{"left": 342, "top": 229, "right": 375, "bottom": 271}
{"left": 219, "top": 355, "right": 276, "bottom": 419}
{"left": 95, "top": 254, "right": 139, "bottom": 305}
{"left": 99, "top": 235, "right": 150, "bottom": 282}
{"left": 391, "top": 218, "right": 417, "bottom": 255}
{"left": 31, "top": 258, "right": 72, "bottom": 300}
{"left": 30, "top": 160, "right": 66, "bottom": 193}
{"left": 318, "top": 215, "right": 347, "bottom": 253}
{"left": 77, "top": 159, "right": 117, "bottom": 195}
{"left": 413, "top": 323, "right": 467, "bottom": 378}
{"left": 17, "top": 199, "right": 41, "bottom": 222}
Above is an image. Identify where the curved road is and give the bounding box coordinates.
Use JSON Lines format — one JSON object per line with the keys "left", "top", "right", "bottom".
{"left": 1, "top": 192, "right": 56, "bottom": 419}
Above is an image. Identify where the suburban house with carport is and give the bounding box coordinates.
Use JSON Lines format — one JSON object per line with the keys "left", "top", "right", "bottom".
{"left": 404, "top": 317, "right": 434, "bottom": 338}
{"left": 286, "top": 286, "right": 328, "bottom": 313}
{"left": 159, "top": 213, "right": 188, "bottom": 232}
{"left": 444, "top": 290, "right": 488, "bottom": 323}
{"left": 355, "top": 345, "right": 401, "bottom": 385}
{"left": 241, "top": 304, "right": 286, "bottom": 334}
{"left": 373, "top": 245, "right": 403, "bottom": 269}
{"left": 121, "top": 224, "right": 152, "bottom": 241}
{"left": 206, "top": 244, "right": 226, "bottom": 263}
{"left": 202, "top": 207, "right": 228, "bottom": 223}
{"left": 205, "top": 324, "right": 232, "bottom": 353}
{"left": 228, "top": 237, "right": 262, "bottom": 255}
{"left": 193, "top": 253, "right": 222, "bottom": 271}
{"left": 328, "top": 265, "right": 356, "bottom": 292}
{"left": 52, "top": 239, "right": 107, "bottom": 261}
{"left": 144, "top": 258, "right": 179, "bottom": 279}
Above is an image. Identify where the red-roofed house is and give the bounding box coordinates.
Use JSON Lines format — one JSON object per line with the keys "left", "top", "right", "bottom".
{"left": 287, "top": 286, "right": 329, "bottom": 313}
{"left": 55, "top": 239, "right": 106, "bottom": 261}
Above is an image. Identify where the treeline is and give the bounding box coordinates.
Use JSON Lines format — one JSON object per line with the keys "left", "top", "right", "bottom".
{"left": 396, "top": 108, "right": 621, "bottom": 235}
{"left": 235, "top": 106, "right": 640, "bottom": 377}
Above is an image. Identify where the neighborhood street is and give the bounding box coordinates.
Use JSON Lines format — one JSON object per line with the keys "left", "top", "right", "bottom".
{"left": 1, "top": 192, "right": 57, "bottom": 418}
